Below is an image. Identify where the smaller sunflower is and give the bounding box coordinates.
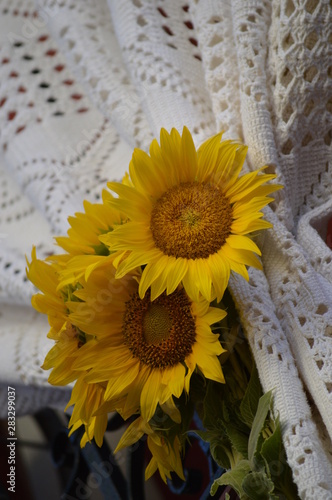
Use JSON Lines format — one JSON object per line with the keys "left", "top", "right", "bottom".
{"left": 69, "top": 266, "right": 226, "bottom": 423}
{"left": 66, "top": 375, "right": 108, "bottom": 448}
{"left": 115, "top": 416, "right": 185, "bottom": 483}
{"left": 102, "top": 127, "right": 282, "bottom": 302}
{"left": 49, "top": 189, "right": 126, "bottom": 288}
{"left": 27, "top": 248, "right": 87, "bottom": 385}
{"left": 27, "top": 247, "right": 68, "bottom": 342}
{"left": 27, "top": 249, "right": 108, "bottom": 445}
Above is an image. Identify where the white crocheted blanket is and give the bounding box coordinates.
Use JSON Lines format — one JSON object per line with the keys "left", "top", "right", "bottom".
{"left": 0, "top": 1, "right": 331, "bottom": 498}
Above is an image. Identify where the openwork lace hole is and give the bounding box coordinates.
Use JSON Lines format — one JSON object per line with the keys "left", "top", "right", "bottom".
{"left": 303, "top": 66, "right": 318, "bottom": 83}
{"left": 305, "top": 0, "right": 319, "bottom": 14}
{"left": 304, "top": 31, "right": 318, "bottom": 50}
{"left": 301, "top": 133, "right": 313, "bottom": 147}
{"left": 285, "top": 0, "right": 295, "bottom": 16}
{"left": 282, "top": 33, "right": 295, "bottom": 51}
{"left": 157, "top": 7, "right": 168, "bottom": 17}
{"left": 280, "top": 67, "right": 293, "bottom": 87}
{"left": 281, "top": 138, "right": 293, "bottom": 155}
{"left": 316, "top": 304, "right": 328, "bottom": 315}
{"left": 162, "top": 25, "right": 174, "bottom": 36}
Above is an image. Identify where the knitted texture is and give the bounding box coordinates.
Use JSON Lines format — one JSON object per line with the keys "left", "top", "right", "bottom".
{"left": 0, "top": 1, "right": 331, "bottom": 497}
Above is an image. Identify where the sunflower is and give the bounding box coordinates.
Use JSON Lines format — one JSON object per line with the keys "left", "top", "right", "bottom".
{"left": 69, "top": 265, "right": 226, "bottom": 423}
{"left": 115, "top": 416, "right": 185, "bottom": 482}
{"left": 66, "top": 375, "right": 108, "bottom": 447}
{"left": 49, "top": 189, "right": 126, "bottom": 288}
{"left": 27, "top": 249, "right": 108, "bottom": 445}
{"left": 26, "top": 248, "right": 87, "bottom": 385}
{"left": 101, "top": 127, "right": 282, "bottom": 302}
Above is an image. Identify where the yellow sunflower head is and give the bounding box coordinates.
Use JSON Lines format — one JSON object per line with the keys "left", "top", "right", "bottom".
{"left": 26, "top": 247, "right": 68, "bottom": 341}
{"left": 26, "top": 248, "right": 93, "bottom": 385}
{"left": 49, "top": 189, "right": 126, "bottom": 288}
{"left": 69, "top": 265, "right": 226, "bottom": 423}
{"left": 101, "top": 127, "right": 282, "bottom": 302}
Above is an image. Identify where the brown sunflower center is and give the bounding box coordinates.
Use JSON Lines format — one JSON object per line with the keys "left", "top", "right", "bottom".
{"left": 122, "top": 289, "right": 196, "bottom": 368}
{"left": 143, "top": 304, "right": 172, "bottom": 344}
{"left": 150, "top": 182, "right": 233, "bottom": 259}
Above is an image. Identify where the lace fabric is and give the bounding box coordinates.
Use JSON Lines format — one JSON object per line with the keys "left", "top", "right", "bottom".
{"left": 0, "top": 1, "right": 331, "bottom": 496}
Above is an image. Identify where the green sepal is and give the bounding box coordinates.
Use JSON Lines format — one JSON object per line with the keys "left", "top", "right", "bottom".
{"left": 211, "top": 459, "right": 251, "bottom": 497}
{"left": 91, "top": 242, "right": 110, "bottom": 256}
{"left": 242, "top": 470, "right": 275, "bottom": 499}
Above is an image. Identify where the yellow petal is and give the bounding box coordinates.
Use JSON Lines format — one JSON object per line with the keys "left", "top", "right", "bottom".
{"left": 193, "top": 259, "right": 213, "bottom": 302}
{"left": 145, "top": 457, "right": 158, "bottom": 481}
{"left": 138, "top": 257, "right": 168, "bottom": 298}
{"left": 232, "top": 196, "right": 273, "bottom": 218}
{"left": 162, "top": 364, "right": 186, "bottom": 400}
{"left": 104, "top": 362, "right": 140, "bottom": 400}
{"left": 182, "top": 263, "right": 201, "bottom": 302}
{"left": 221, "top": 144, "right": 248, "bottom": 191}
{"left": 160, "top": 397, "right": 181, "bottom": 424}
{"left": 130, "top": 150, "right": 166, "bottom": 199}
{"left": 180, "top": 126, "right": 198, "bottom": 181}
{"left": 202, "top": 306, "right": 227, "bottom": 325}
{"left": 107, "top": 181, "right": 152, "bottom": 217}
{"left": 221, "top": 243, "right": 263, "bottom": 270}
{"left": 115, "top": 249, "right": 161, "bottom": 279}
{"left": 166, "top": 258, "right": 188, "bottom": 295}
{"left": 114, "top": 417, "right": 146, "bottom": 452}
{"left": 192, "top": 344, "right": 225, "bottom": 383}
{"left": 226, "top": 234, "right": 261, "bottom": 256}
{"left": 208, "top": 253, "right": 231, "bottom": 302}
{"left": 233, "top": 218, "right": 273, "bottom": 235}
{"left": 140, "top": 370, "right": 162, "bottom": 421}
{"left": 197, "top": 132, "right": 223, "bottom": 180}
{"left": 227, "top": 171, "right": 276, "bottom": 201}
{"left": 150, "top": 271, "right": 169, "bottom": 301}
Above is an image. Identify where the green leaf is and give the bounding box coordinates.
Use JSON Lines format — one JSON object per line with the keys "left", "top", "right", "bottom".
{"left": 260, "top": 417, "right": 283, "bottom": 478}
{"left": 192, "top": 429, "right": 210, "bottom": 441}
{"left": 203, "top": 381, "right": 225, "bottom": 430}
{"left": 210, "top": 442, "right": 232, "bottom": 470}
{"left": 240, "top": 365, "right": 263, "bottom": 427}
{"left": 248, "top": 391, "right": 273, "bottom": 468}
{"left": 225, "top": 424, "right": 249, "bottom": 458}
{"left": 211, "top": 459, "right": 251, "bottom": 497}
{"left": 242, "top": 471, "right": 275, "bottom": 499}
{"left": 194, "top": 427, "right": 232, "bottom": 469}
{"left": 260, "top": 418, "right": 300, "bottom": 499}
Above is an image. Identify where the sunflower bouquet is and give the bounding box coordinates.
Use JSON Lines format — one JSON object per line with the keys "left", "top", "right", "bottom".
{"left": 27, "top": 128, "right": 298, "bottom": 497}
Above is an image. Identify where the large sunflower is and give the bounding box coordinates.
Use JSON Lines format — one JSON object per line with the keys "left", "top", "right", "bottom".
{"left": 49, "top": 189, "right": 125, "bottom": 288}
{"left": 69, "top": 266, "right": 226, "bottom": 423}
{"left": 101, "top": 127, "right": 281, "bottom": 302}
